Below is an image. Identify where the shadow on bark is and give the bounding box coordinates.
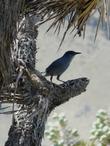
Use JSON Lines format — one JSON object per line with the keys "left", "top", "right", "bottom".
{"left": 0, "top": 2, "right": 89, "bottom": 146}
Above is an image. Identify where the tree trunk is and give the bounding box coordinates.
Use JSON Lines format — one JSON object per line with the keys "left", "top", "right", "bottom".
{"left": 0, "top": 1, "right": 89, "bottom": 146}
{"left": 0, "top": 0, "right": 24, "bottom": 87}
{"left": 4, "top": 13, "right": 89, "bottom": 146}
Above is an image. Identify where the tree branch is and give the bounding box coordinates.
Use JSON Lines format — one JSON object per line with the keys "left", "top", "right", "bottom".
{"left": 49, "top": 78, "right": 89, "bottom": 110}
{"left": 3, "top": 12, "right": 89, "bottom": 146}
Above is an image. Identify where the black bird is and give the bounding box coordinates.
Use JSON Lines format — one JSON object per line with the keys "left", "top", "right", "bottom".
{"left": 45, "top": 51, "right": 81, "bottom": 82}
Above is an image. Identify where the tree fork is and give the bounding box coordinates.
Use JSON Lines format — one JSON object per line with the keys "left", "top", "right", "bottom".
{"left": 0, "top": 8, "right": 90, "bottom": 146}
{"left": 4, "top": 15, "right": 89, "bottom": 146}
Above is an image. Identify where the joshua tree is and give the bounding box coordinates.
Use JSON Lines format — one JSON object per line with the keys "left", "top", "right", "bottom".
{"left": 0, "top": 0, "right": 109, "bottom": 146}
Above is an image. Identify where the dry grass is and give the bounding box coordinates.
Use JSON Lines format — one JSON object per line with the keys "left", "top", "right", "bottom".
{"left": 26, "top": 0, "right": 110, "bottom": 48}
{"left": 0, "top": 0, "right": 24, "bottom": 86}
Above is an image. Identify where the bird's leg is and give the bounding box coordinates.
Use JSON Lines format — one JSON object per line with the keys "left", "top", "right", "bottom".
{"left": 56, "top": 75, "right": 65, "bottom": 83}
{"left": 50, "top": 76, "right": 53, "bottom": 82}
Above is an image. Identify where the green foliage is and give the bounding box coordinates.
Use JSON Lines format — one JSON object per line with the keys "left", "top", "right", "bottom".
{"left": 90, "top": 109, "right": 110, "bottom": 145}
{"left": 45, "top": 110, "right": 110, "bottom": 146}
{"left": 45, "top": 112, "right": 80, "bottom": 146}
{"left": 45, "top": 112, "right": 95, "bottom": 146}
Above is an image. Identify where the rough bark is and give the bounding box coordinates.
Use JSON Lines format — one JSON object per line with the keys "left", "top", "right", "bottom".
{"left": 2, "top": 13, "right": 89, "bottom": 146}
{"left": 0, "top": 0, "right": 24, "bottom": 87}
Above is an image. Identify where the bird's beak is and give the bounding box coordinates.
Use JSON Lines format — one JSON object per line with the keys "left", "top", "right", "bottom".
{"left": 75, "top": 52, "right": 81, "bottom": 55}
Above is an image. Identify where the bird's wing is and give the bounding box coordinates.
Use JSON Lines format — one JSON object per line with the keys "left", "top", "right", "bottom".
{"left": 46, "top": 58, "right": 64, "bottom": 75}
